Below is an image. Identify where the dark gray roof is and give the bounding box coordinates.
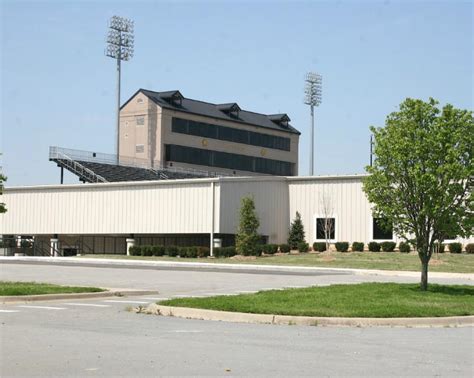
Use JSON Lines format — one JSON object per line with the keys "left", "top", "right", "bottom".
{"left": 124, "top": 89, "right": 300, "bottom": 135}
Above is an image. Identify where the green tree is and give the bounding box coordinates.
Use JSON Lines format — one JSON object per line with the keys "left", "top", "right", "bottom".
{"left": 363, "top": 98, "right": 473, "bottom": 291}
{"left": 288, "top": 212, "right": 306, "bottom": 249}
{"left": 236, "top": 196, "right": 260, "bottom": 256}
{"left": 0, "top": 174, "right": 6, "bottom": 214}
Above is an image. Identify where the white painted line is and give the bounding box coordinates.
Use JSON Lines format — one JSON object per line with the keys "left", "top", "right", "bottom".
{"left": 0, "top": 309, "right": 20, "bottom": 313}
{"left": 63, "top": 303, "right": 111, "bottom": 308}
{"left": 142, "top": 297, "right": 170, "bottom": 301}
{"left": 18, "top": 305, "right": 66, "bottom": 310}
{"left": 103, "top": 300, "right": 149, "bottom": 304}
{"left": 168, "top": 330, "right": 204, "bottom": 333}
{"left": 237, "top": 290, "right": 258, "bottom": 294}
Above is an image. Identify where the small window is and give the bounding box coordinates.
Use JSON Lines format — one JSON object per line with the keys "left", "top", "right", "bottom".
{"left": 135, "top": 144, "right": 144, "bottom": 153}
{"left": 316, "top": 218, "right": 335, "bottom": 240}
{"left": 137, "top": 98, "right": 144, "bottom": 104}
{"left": 373, "top": 218, "right": 393, "bottom": 240}
{"left": 136, "top": 117, "right": 145, "bottom": 126}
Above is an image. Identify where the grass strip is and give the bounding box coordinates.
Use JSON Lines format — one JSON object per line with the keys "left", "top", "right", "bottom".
{"left": 79, "top": 252, "right": 474, "bottom": 274}
{"left": 0, "top": 281, "right": 104, "bottom": 296}
{"left": 160, "top": 283, "right": 474, "bottom": 318}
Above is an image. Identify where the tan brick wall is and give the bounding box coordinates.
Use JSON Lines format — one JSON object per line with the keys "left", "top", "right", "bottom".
{"left": 119, "top": 91, "right": 299, "bottom": 175}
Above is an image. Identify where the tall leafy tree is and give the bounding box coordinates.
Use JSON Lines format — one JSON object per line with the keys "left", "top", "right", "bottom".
{"left": 363, "top": 98, "right": 473, "bottom": 290}
{"left": 236, "top": 196, "right": 260, "bottom": 256}
{"left": 0, "top": 174, "right": 6, "bottom": 214}
{"left": 288, "top": 212, "right": 305, "bottom": 249}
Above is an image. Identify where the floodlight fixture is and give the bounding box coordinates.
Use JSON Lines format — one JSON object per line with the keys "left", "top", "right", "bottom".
{"left": 105, "top": 15, "right": 135, "bottom": 164}
{"left": 304, "top": 71, "right": 323, "bottom": 176}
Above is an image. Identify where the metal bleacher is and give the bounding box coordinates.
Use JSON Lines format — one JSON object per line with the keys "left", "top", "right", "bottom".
{"left": 49, "top": 146, "right": 223, "bottom": 183}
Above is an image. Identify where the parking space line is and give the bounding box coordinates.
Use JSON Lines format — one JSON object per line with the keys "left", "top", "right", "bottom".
{"left": 0, "top": 309, "right": 20, "bottom": 313}
{"left": 18, "top": 305, "right": 66, "bottom": 310}
{"left": 103, "top": 300, "right": 150, "bottom": 304}
{"left": 140, "top": 297, "right": 169, "bottom": 301}
{"left": 63, "top": 303, "right": 111, "bottom": 308}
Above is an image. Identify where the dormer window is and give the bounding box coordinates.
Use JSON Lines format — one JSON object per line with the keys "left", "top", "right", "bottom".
{"left": 217, "top": 103, "right": 241, "bottom": 119}
{"left": 268, "top": 114, "right": 291, "bottom": 128}
{"left": 160, "top": 90, "right": 184, "bottom": 107}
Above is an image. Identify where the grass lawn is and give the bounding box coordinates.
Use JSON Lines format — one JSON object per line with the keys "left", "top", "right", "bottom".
{"left": 0, "top": 281, "right": 104, "bottom": 296}
{"left": 160, "top": 283, "right": 474, "bottom": 318}
{"left": 79, "top": 252, "right": 474, "bottom": 274}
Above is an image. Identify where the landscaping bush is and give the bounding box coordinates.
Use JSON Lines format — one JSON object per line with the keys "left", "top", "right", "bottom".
{"left": 214, "top": 246, "right": 237, "bottom": 258}
{"left": 351, "top": 242, "right": 364, "bottom": 252}
{"left": 335, "top": 242, "right": 349, "bottom": 252}
{"left": 142, "top": 245, "right": 153, "bottom": 256}
{"left": 166, "top": 245, "right": 179, "bottom": 257}
{"left": 465, "top": 243, "right": 474, "bottom": 254}
{"left": 152, "top": 245, "right": 165, "bottom": 256}
{"left": 381, "top": 241, "right": 396, "bottom": 252}
{"left": 177, "top": 246, "right": 198, "bottom": 258}
{"left": 279, "top": 244, "right": 290, "bottom": 253}
{"left": 436, "top": 244, "right": 446, "bottom": 253}
{"left": 297, "top": 242, "right": 309, "bottom": 253}
{"left": 368, "top": 242, "right": 381, "bottom": 252}
{"left": 129, "top": 245, "right": 141, "bottom": 256}
{"left": 197, "top": 246, "right": 210, "bottom": 258}
{"left": 262, "top": 244, "right": 278, "bottom": 254}
{"left": 448, "top": 243, "right": 462, "bottom": 254}
{"left": 313, "top": 242, "right": 327, "bottom": 252}
{"left": 398, "top": 242, "right": 411, "bottom": 253}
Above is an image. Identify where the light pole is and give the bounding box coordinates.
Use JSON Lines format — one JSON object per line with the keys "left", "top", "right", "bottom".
{"left": 304, "top": 72, "right": 322, "bottom": 176}
{"left": 105, "top": 16, "right": 134, "bottom": 165}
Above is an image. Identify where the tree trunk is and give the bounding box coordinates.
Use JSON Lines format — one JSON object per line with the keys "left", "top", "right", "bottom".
{"left": 420, "top": 259, "right": 429, "bottom": 291}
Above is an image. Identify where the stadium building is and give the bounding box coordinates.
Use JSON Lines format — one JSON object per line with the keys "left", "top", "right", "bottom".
{"left": 1, "top": 89, "right": 471, "bottom": 256}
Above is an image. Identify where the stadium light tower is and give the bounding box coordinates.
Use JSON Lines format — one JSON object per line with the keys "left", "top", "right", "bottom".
{"left": 304, "top": 72, "right": 322, "bottom": 176}
{"left": 105, "top": 15, "right": 134, "bottom": 164}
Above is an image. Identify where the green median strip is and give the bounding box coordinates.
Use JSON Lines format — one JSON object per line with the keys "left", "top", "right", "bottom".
{"left": 159, "top": 283, "right": 474, "bottom": 318}
{"left": 0, "top": 281, "right": 104, "bottom": 296}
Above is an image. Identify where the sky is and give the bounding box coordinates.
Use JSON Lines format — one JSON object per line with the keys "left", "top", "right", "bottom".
{"left": 0, "top": 0, "right": 472, "bottom": 186}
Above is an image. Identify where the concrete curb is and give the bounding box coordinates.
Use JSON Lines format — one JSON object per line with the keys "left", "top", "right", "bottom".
{"left": 0, "top": 290, "right": 159, "bottom": 304}
{"left": 142, "top": 303, "right": 474, "bottom": 328}
{"left": 1, "top": 256, "right": 472, "bottom": 280}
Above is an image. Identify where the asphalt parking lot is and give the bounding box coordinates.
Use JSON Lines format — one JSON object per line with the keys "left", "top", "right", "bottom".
{"left": 1, "top": 262, "right": 472, "bottom": 376}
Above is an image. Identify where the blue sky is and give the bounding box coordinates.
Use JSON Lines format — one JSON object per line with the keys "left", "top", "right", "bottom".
{"left": 1, "top": 0, "right": 472, "bottom": 186}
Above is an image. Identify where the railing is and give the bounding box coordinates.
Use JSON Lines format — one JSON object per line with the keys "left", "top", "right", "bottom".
{"left": 49, "top": 146, "right": 231, "bottom": 178}
{"left": 50, "top": 147, "right": 108, "bottom": 183}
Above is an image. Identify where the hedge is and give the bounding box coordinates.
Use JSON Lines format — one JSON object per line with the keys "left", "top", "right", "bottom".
{"left": 368, "top": 242, "right": 381, "bottom": 252}
{"left": 279, "top": 244, "right": 290, "bottom": 253}
{"left": 262, "top": 244, "right": 278, "bottom": 255}
{"left": 213, "top": 246, "right": 236, "bottom": 258}
{"left": 313, "top": 242, "right": 326, "bottom": 252}
{"left": 381, "top": 241, "right": 396, "bottom": 252}
{"left": 448, "top": 243, "right": 462, "bottom": 254}
{"left": 398, "top": 242, "right": 410, "bottom": 253}
{"left": 466, "top": 244, "right": 474, "bottom": 254}
{"left": 297, "top": 242, "right": 309, "bottom": 253}
{"left": 335, "top": 242, "right": 349, "bottom": 252}
{"left": 351, "top": 242, "right": 364, "bottom": 252}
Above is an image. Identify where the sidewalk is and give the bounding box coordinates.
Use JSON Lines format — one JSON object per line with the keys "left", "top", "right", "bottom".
{"left": 1, "top": 256, "right": 472, "bottom": 280}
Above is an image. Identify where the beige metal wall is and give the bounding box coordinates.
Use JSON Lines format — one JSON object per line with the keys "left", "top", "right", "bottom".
{"left": 218, "top": 177, "right": 289, "bottom": 244}
{"left": 0, "top": 179, "right": 219, "bottom": 236}
{"left": 288, "top": 176, "right": 375, "bottom": 244}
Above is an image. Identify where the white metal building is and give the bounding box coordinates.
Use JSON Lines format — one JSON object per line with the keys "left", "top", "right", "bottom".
{"left": 1, "top": 175, "right": 471, "bottom": 255}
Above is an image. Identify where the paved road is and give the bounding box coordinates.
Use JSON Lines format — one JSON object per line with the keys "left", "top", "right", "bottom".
{"left": 0, "top": 262, "right": 473, "bottom": 376}
{"left": 1, "top": 262, "right": 472, "bottom": 296}
{"left": 1, "top": 295, "right": 473, "bottom": 377}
